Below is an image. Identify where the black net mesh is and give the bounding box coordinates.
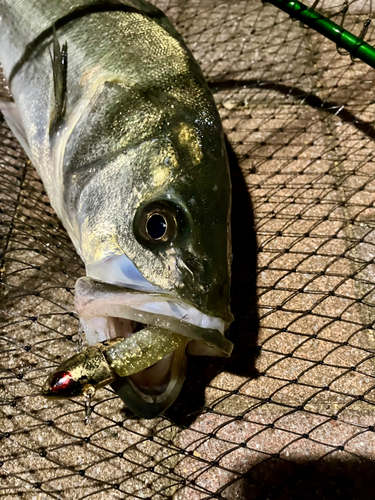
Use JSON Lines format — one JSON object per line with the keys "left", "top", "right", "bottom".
{"left": 2, "top": 0, "right": 375, "bottom": 498}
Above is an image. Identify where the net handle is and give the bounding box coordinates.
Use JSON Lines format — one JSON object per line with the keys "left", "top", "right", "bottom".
{"left": 264, "top": 0, "right": 375, "bottom": 68}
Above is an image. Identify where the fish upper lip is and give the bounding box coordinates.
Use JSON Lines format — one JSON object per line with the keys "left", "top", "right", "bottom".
{"left": 80, "top": 313, "right": 233, "bottom": 357}
{"left": 74, "top": 276, "right": 233, "bottom": 356}
{"left": 75, "top": 276, "right": 230, "bottom": 329}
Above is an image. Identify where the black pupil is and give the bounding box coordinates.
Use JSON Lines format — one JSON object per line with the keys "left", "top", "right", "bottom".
{"left": 146, "top": 214, "right": 167, "bottom": 240}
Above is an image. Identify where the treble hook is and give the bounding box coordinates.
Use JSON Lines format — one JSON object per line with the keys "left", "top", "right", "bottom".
{"left": 83, "top": 384, "right": 95, "bottom": 425}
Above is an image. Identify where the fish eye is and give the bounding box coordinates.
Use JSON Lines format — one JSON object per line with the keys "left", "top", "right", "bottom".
{"left": 146, "top": 213, "right": 167, "bottom": 240}
{"left": 134, "top": 200, "right": 182, "bottom": 246}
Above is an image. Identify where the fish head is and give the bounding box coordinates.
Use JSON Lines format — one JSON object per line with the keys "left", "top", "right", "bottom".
{"left": 76, "top": 125, "right": 232, "bottom": 324}
{"left": 69, "top": 86, "right": 233, "bottom": 417}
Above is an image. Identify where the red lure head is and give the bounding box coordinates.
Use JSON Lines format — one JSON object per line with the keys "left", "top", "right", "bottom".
{"left": 42, "top": 344, "right": 114, "bottom": 399}
{"left": 49, "top": 371, "right": 76, "bottom": 394}
{"left": 42, "top": 368, "right": 84, "bottom": 398}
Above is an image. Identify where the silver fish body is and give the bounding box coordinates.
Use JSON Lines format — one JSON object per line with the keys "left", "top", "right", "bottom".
{"left": 0, "top": 0, "right": 233, "bottom": 417}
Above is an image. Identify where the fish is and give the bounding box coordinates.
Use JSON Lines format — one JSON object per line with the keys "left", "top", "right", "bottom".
{"left": 0, "top": 0, "right": 233, "bottom": 418}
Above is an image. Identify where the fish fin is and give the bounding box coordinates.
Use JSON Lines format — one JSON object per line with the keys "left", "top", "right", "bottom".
{"left": 0, "top": 64, "right": 31, "bottom": 157}
{"left": 49, "top": 26, "right": 67, "bottom": 133}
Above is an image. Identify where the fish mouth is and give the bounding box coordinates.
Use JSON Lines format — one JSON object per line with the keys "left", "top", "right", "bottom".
{"left": 75, "top": 277, "right": 233, "bottom": 417}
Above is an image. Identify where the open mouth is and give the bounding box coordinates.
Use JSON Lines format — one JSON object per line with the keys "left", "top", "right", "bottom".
{"left": 75, "top": 276, "right": 233, "bottom": 353}
{"left": 74, "top": 276, "right": 233, "bottom": 413}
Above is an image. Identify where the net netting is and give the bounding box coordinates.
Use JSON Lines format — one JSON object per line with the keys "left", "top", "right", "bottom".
{"left": 1, "top": 0, "right": 375, "bottom": 498}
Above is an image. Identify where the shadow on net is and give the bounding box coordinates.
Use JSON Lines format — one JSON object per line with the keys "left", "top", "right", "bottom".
{"left": 167, "top": 138, "right": 260, "bottom": 427}
{"left": 232, "top": 455, "right": 375, "bottom": 500}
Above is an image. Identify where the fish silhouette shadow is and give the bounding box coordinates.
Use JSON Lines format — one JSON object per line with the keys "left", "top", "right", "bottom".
{"left": 167, "top": 138, "right": 259, "bottom": 426}
{"left": 234, "top": 456, "right": 375, "bottom": 500}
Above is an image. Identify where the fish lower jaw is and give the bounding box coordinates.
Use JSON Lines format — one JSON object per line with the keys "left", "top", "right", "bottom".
{"left": 76, "top": 308, "right": 228, "bottom": 408}
{"left": 79, "top": 316, "right": 178, "bottom": 395}
{"left": 81, "top": 315, "right": 188, "bottom": 413}
{"left": 76, "top": 314, "right": 186, "bottom": 406}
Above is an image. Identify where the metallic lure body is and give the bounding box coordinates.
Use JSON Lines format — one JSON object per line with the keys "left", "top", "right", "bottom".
{"left": 42, "top": 327, "right": 189, "bottom": 417}
{"left": 0, "top": 0, "right": 233, "bottom": 417}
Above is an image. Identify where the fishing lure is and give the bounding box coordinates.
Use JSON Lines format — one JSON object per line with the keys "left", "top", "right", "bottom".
{"left": 42, "top": 326, "right": 189, "bottom": 420}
